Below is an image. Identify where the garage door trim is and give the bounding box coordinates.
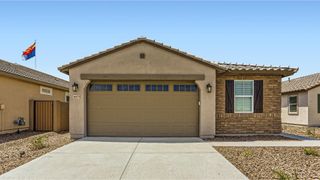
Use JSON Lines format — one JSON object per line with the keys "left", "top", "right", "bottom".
{"left": 86, "top": 81, "right": 200, "bottom": 137}
{"left": 81, "top": 74, "right": 205, "bottom": 81}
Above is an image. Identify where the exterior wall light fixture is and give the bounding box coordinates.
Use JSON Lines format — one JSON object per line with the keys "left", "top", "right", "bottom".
{"left": 206, "top": 83, "right": 212, "bottom": 93}
{"left": 72, "top": 82, "right": 79, "bottom": 92}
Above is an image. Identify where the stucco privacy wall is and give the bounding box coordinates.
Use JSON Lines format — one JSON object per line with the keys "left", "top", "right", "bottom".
{"left": 68, "top": 42, "right": 216, "bottom": 138}
{"left": 0, "top": 76, "right": 66, "bottom": 134}
{"left": 281, "top": 91, "right": 309, "bottom": 126}
{"left": 216, "top": 75, "right": 282, "bottom": 134}
{"left": 308, "top": 86, "right": 320, "bottom": 126}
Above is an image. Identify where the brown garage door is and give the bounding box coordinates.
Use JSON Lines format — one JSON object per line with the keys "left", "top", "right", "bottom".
{"left": 87, "top": 81, "right": 199, "bottom": 137}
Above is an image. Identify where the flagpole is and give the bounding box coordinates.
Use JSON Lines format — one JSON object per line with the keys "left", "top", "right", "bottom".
{"left": 34, "top": 40, "right": 37, "bottom": 69}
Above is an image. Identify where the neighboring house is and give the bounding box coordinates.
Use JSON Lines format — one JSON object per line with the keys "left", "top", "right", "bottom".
{"left": 58, "top": 37, "right": 297, "bottom": 138}
{"left": 282, "top": 73, "right": 320, "bottom": 126}
{"left": 0, "top": 59, "right": 69, "bottom": 134}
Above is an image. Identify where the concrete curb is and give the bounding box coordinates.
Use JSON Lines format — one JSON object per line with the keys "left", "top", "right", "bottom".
{"left": 280, "top": 133, "right": 318, "bottom": 141}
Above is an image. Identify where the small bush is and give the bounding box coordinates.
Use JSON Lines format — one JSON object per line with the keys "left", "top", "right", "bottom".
{"left": 241, "top": 149, "right": 253, "bottom": 157}
{"left": 273, "top": 170, "right": 291, "bottom": 180}
{"left": 306, "top": 129, "right": 314, "bottom": 136}
{"left": 304, "top": 148, "right": 319, "bottom": 156}
{"left": 31, "top": 136, "right": 47, "bottom": 150}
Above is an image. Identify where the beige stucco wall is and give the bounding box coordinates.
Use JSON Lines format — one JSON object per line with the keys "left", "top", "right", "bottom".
{"left": 281, "top": 91, "right": 309, "bottom": 125}
{"left": 308, "top": 86, "right": 320, "bottom": 126}
{"left": 0, "top": 75, "right": 67, "bottom": 134}
{"left": 68, "top": 42, "right": 216, "bottom": 138}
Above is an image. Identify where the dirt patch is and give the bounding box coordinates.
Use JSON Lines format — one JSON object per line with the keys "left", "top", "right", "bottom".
{"left": 0, "top": 131, "right": 73, "bottom": 175}
{"left": 203, "top": 135, "right": 297, "bottom": 142}
{"left": 215, "top": 146, "right": 320, "bottom": 179}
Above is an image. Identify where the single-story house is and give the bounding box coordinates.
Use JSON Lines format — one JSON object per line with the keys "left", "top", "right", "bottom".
{"left": 0, "top": 59, "right": 69, "bottom": 134}
{"left": 58, "top": 37, "right": 297, "bottom": 138}
{"left": 282, "top": 73, "right": 320, "bottom": 126}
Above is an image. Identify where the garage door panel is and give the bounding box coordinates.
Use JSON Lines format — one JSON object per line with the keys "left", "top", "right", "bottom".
{"left": 89, "top": 110, "right": 197, "bottom": 123}
{"left": 88, "top": 81, "right": 199, "bottom": 137}
{"left": 89, "top": 126, "right": 197, "bottom": 137}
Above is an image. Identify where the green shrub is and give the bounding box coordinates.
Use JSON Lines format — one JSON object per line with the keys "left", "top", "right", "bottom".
{"left": 32, "top": 136, "right": 47, "bottom": 150}
{"left": 304, "top": 148, "right": 319, "bottom": 156}
{"left": 306, "top": 129, "right": 320, "bottom": 138}
{"left": 241, "top": 149, "right": 253, "bottom": 157}
{"left": 272, "top": 170, "right": 291, "bottom": 180}
{"left": 306, "top": 129, "right": 314, "bottom": 136}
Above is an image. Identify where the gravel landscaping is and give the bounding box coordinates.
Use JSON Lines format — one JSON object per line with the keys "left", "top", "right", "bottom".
{"left": 203, "top": 135, "right": 297, "bottom": 142}
{"left": 215, "top": 146, "right": 320, "bottom": 179}
{"left": 283, "top": 124, "right": 320, "bottom": 139}
{"left": 0, "top": 131, "right": 73, "bottom": 175}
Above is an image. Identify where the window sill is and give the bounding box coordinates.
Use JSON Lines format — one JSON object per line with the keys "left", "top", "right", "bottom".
{"left": 288, "top": 112, "right": 299, "bottom": 115}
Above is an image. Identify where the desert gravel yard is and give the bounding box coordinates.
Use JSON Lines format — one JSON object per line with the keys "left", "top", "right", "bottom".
{"left": 0, "top": 131, "right": 72, "bottom": 175}
{"left": 283, "top": 124, "right": 320, "bottom": 140}
{"left": 215, "top": 146, "right": 320, "bottom": 179}
{"left": 204, "top": 135, "right": 296, "bottom": 142}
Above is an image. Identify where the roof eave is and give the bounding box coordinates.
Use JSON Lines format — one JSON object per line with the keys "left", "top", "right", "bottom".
{"left": 218, "top": 68, "right": 298, "bottom": 77}
{"left": 58, "top": 66, "right": 69, "bottom": 75}
{"left": 58, "top": 38, "right": 226, "bottom": 74}
{"left": 282, "top": 83, "right": 320, "bottom": 94}
{"left": 282, "top": 89, "right": 307, "bottom": 94}
{"left": 0, "top": 71, "right": 69, "bottom": 91}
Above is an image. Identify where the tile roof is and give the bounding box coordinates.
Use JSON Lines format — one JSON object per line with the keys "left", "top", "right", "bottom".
{"left": 282, "top": 73, "right": 320, "bottom": 93}
{"left": 0, "top": 59, "right": 69, "bottom": 90}
{"left": 58, "top": 37, "right": 298, "bottom": 77}
{"left": 219, "top": 62, "right": 298, "bottom": 73}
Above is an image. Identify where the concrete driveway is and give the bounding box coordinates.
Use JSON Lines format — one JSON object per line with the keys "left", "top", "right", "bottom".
{"left": 0, "top": 137, "right": 247, "bottom": 180}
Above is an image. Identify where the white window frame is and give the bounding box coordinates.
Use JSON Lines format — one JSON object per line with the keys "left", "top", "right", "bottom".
{"left": 234, "top": 80, "right": 254, "bottom": 113}
{"left": 40, "top": 86, "right": 53, "bottom": 96}
{"left": 288, "top": 95, "right": 298, "bottom": 115}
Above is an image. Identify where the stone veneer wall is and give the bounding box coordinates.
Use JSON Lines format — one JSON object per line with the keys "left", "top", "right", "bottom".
{"left": 216, "top": 74, "right": 282, "bottom": 134}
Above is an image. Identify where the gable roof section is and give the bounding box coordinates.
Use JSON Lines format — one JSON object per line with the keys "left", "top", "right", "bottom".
{"left": 58, "top": 37, "right": 298, "bottom": 77}
{"left": 219, "top": 62, "right": 298, "bottom": 77}
{"left": 58, "top": 37, "right": 225, "bottom": 74}
{"left": 0, "top": 59, "right": 69, "bottom": 90}
{"left": 282, "top": 73, "right": 320, "bottom": 93}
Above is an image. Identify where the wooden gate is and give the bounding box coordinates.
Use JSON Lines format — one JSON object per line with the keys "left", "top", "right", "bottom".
{"left": 34, "top": 101, "right": 53, "bottom": 131}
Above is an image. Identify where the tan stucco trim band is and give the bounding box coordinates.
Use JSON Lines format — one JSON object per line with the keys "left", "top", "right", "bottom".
{"left": 80, "top": 74, "right": 205, "bottom": 81}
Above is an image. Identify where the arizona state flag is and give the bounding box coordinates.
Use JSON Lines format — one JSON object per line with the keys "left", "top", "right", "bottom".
{"left": 22, "top": 42, "right": 36, "bottom": 60}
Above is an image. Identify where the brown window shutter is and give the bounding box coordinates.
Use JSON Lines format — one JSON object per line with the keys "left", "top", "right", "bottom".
{"left": 225, "top": 80, "right": 234, "bottom": 113}
{"left": 318, "top": 94, "right": 320, "bottom": 113}
{"left": 254, "top": 80, "right": 263, "bottom": 113}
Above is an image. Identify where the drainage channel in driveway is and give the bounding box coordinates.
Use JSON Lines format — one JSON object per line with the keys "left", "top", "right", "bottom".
{"left": 0, "top": 137, "right": 247, "bottom": 180}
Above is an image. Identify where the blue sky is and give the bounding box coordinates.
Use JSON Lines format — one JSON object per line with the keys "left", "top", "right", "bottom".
{"left": 0, "top": 1, "right": 319, "bottom": 80}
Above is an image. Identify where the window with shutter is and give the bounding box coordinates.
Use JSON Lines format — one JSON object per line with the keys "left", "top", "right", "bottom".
{"left": 234, "top": 80, "right": 254, "bottom": 113}
{"left": 225, "top": 80, "right": 263, "bottom": 113}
